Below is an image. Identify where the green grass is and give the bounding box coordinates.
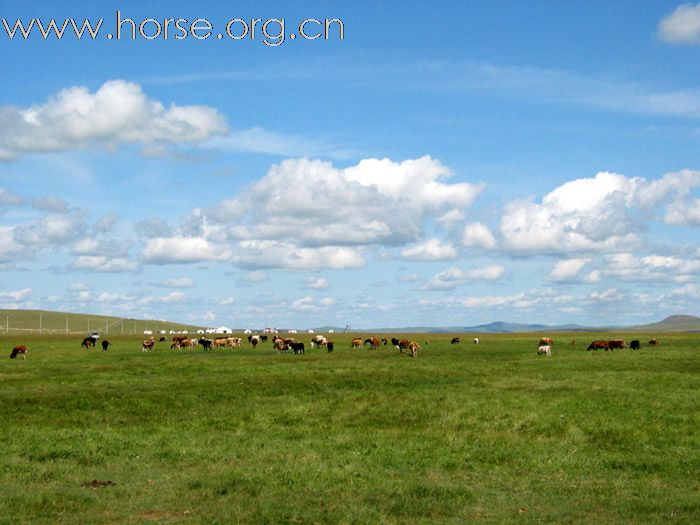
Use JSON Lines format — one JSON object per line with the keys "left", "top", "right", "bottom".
{"left": 1, "top": 333, "right": 699, "bottom": 524}
{"left": 0, "top": 309, "right": 203, "bottom": 336}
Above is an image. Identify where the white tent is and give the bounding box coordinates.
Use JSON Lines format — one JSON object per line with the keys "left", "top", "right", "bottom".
{"left": 215, "top": 326, "right": 232, "bottom": 334}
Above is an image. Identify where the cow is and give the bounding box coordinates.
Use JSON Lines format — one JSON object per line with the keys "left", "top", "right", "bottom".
{"left": 608, "top": 339, "right": 625, "bottom": 350}
{"left": 172, "top": 335, "right": 188, "bottom": 345}
{"left": 159, "top": 336, "right": 167, "bottom": 342}
{"left": 81, "top": 336, "right": 98, "bottom": 349}
{"left": 364, "top": 336, "right": 381, "bottom": 350}
{"left": 249, "top": 335, "right": 261, "bottom": 348}
{"left": 648, "top": 338, "right": 659, "bottom": 346}
{"left": 586, "top": 340, "right": 609, "bottom": 351}
{"left": 407, "top": 341, "right": 420, "bottom": 358}
{"left": 310, "top": 335, "right": 327, "bottom": 348}
{"left": 351, "top": 338, "right": 363, "bottom": 348}
{"left": 10, "top": 345, "right": 27, "bottom": 359}
{"left": 326, "top": 341, "right": 334, "bottom": 353}
{"left": 396, "top": 339, "right": 411, "bottom": 353}
{"left": 451, "top": 337, "right": 461, "bottom": 344}
{"left": 537, "top": 345, "right": 552, "bottom": 357}
{"left": 473, "top": 337, "right": 479, "bottom": 344}
{"left": 539, "top": 337, "right": 553, "bottom": 346}
{"left": 198, "top": 337, "right": 212, "bottom": 351}
{"left": 391, "top": 337, "right": 400, "bottom": 347}
{"left": 260, "top": 335, "right": 268, "bottom": 342}
{"left": 381, "top": 338, "right": 388, "bottom": 345}
{"left": 289, "top": 341, "right": 305, "bottom": 355}
{"left": 101, "top": 340, "right": 110, "bottom": 351}
{"left": 213, "top": 338, "right": 230, "bottom": 348}
{"left": 142, "top": 337, "right": 156, "bottom": 352}
{"left": 274, "top": 337, "right": 288, "bottom": 353}
{"left": 630, "top": 340, "right": 640, "bottom": 350}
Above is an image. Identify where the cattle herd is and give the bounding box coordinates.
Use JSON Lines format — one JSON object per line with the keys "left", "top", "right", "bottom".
{"left": 6, "top": 333, "right": 662, "bottom": 360}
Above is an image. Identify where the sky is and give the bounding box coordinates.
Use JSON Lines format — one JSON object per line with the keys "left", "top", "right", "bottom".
{"left": 1, "top": 1, "right": 700, "bottom": 329}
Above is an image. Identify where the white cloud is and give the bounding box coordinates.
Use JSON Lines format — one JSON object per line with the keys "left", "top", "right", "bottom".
{"left": 461, "top": 222, "right": 496, "bottom": 249}
{"left": 307, "top": 277, "right": 329, "bottom": 289}
{"left": 658, "top": 2, "right": 700, "bottom": 44}
{"left": 401, "top": 239, "right": 457, "bottom": 261}
{"left": 161, "top": 277, "right": 195, "bottom": 288}
{"left": 425, "top": 265, "right": 505, "bottom": 290}
{"left": 0, "top": 288, "right": 32, "bottom": 301}
{"left": 548, "top": 258, "right": 590, "bottom": 281}
{"left": 239, "top": 271, "right": 269, "bottom": 283}
{"left": 500, "top": 170, "right": 700, "bottom": 254}
{"left": 0, "top": 80, "right": 228, "bottom": 160}
{"left": 72, "top": 255, "right": 138, "bottom": 273}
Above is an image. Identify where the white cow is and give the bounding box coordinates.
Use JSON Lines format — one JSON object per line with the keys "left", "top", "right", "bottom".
{"left": 537, "top": 345, "right": 552, "bottom": 357}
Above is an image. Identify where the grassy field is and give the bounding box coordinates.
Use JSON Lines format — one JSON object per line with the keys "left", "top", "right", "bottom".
{"left": 1, "top": 332, "right": 699, "bottom": 524}
{"left": 0, "top": 309, "right": 204, "bottom": 336}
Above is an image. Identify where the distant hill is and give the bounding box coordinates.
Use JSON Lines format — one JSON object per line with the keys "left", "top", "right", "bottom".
{"left": 629, "top": 314, "right": 700, "bottom": 333}
{"left": 0, "top": 309, "right": 204, "bottom": 336}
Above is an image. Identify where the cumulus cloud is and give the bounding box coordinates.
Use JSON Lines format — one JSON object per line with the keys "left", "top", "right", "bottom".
{"left": 401, "top": 239, "right": 457, "bottom": 261}
{"left": 306, "top": 277, "right": 329, "bottom": 289}
{"left": 142, "top": 156, "right": 479, "bottom": 271}
{"left": 548, "top": 258, "right": 590, "bottom": 281}
{"left": 161, "top": 277, "right": 195, "bottom": 288}
{"left": 501, "top": 170, "right": 700, "bottom": 254}
{"left": 292, "top": 295, "right": 334, "bottom": 311}
{"left": 658, "top": 2, "right": 700, "bottom": 44}
{"left": 424, "top": 265, "right": 505, "bottom": 290}
{"left": 0, "top": 80, "right": 228, "bottom": 160}
{"left": 239, "top": 271, "right": 269, "bottom": 283}
{"left": 72, "top": 255, "right": 138, "bottom": 273}
{"left": 0, "top": 288, "right": 32, "bottom": 301}
{"left": 461, "top": 222, "right": 496, "bottom": 249}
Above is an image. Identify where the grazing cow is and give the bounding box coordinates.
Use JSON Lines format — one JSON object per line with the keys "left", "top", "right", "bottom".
{"left": 158, "top": 336, "right": 166, "bottom": 342}
{"left": 451, "top": 337, "right": 461, "bottom": 344}
{"left": 381, "top": 338, "right": 388, "bottom": 345}
{"left": 396, "top": 339, "right": 412, "bottom": 353}
{"left": 473, "top": 338, "right": 479, "bottom": 344}
{"left": 648, "top": 338, "right": 659, "bottom": 346}
{"left": 407, "top": 341, "right": 420, "bottom": 358}
{"left": 142, "top": 337, "right": 156, "bottom": 352}
{"left": 310, "top": 335, "right": 327, "bottom": 348}
{"left": 537, "top": 345, "right": 552, "bottom": 357}
{"left": 172, "top": 335, "right": 188, "bottom": 345}
{"left": 213, "top": 338, "right": 230, "bottom": 348}
{"left": 539, "top": 337, "right": 553, "bottom": 346}
{"left": 101, "top": 340, "right": 110, "bottom": 351}
{"left": 289, "top": 341, "right": 305, "bottom": 354}
{"left": 260, "top": 335, "right": 268, "bottom": 342}
{"left": 326, "top": 341, "right": 334, "bottom": 353}
{"left": 608, "top": 339, "right": 625, "bottom": 350}
{"left": 364, "top": 336, "right": 381, "bottom": 350}
{"left": 351, "top": 338, "right": 363, "bottom": 348}
{"left": 249, "top": 335, "right": 261, "bottom": 348}
{"left": 198, "top": 338, "right": 212, "bottom": 351}
{"left": 81, "top": 336, "right": 98, "bottom": 349}
{"left": 10, "top": 345, "right": 27, "bottom": 359}
{"left": 391, "top": 337, "right": 400, "bottom": 347}
{"left": 274, "top": 337, "right": 288, "bottom": 353}
{"left": 630, "top": 340, "right": 640, "bottom": 350}
{"left": 586, "top": 340, "right": 609, "bottom": 351}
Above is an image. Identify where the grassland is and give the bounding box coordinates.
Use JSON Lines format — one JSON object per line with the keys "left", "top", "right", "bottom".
{"left": 1, "top": 332, "right": 699, "bottom": 524}
{"left": 0, "top": 309, "right": 204, "bottom": 336}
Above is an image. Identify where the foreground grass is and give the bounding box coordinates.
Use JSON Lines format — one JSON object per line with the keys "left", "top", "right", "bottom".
{"left": 1, "top": 333, "right": 699, "bottom": 524}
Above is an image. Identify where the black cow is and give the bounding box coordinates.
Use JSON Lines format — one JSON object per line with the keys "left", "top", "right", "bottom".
{"left": 199, "top": 337, "right": 212, "bottom": 351}
{"left": 391, "top": 337, "right": 400, "bottom": 346}
{"left": 81, "top": 336, "right": 98, "bottom": 349}
{"left": 326, "top": 341, "right": 334, "bottom": 353}
{"left": 451, "top": 337, "right": 461, "bottom": 344}
{"left": 289, "top": 341, "right": 305, "bottom": 354}
{"left": 101, "top": 340, "right": 110, "bottom": 351}
{"left": 630, "top": 340, "right": 640, "bottom": 350}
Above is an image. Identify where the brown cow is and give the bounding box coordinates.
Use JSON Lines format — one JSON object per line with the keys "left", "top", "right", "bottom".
{"left": 608, "top": 339, "right": 625, "bottom": 350}
{"left": 364, "top": 336, "right": 381, "bottom": 350}
{"left": 648, "top": 338, "right": 659, "bottom": 346}
{"left": 142, "top": 337, "right": 156, "bottom": 352}
{"left": 396, "top": 339, "right": 411, "bottom": 353}
{"left": 10, "top": 345, "right": 27, "bottom": 359}
{"left": 351, "top": 338, "right": 363, "bottom": 348}
{"left": 407, "top": 341, "right": 420, "bottom": 358}
{"left": 586, "top": 340, "right": 609, "bottom": 351}
{"left": 539, "top": 337, "right": 553, "bottom": 346}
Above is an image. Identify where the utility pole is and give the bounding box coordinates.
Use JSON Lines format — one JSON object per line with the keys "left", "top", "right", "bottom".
{"left": 39, "top": 312, "right": 42, "bottom": 335}
{"left": 66, "top": 315, "right": 68, "bottom": 334}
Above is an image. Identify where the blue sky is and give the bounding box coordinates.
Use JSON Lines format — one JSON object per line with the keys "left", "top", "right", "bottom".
{"left": 2, "top": 1, "right": 700, "bottom": 329}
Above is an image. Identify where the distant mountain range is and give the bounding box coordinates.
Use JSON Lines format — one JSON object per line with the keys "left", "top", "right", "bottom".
{"left": 1, "top": 309, "right": 699, "bottom": 335}
{"left": 365, "top": 314, "right": 700, "bottom": 334}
